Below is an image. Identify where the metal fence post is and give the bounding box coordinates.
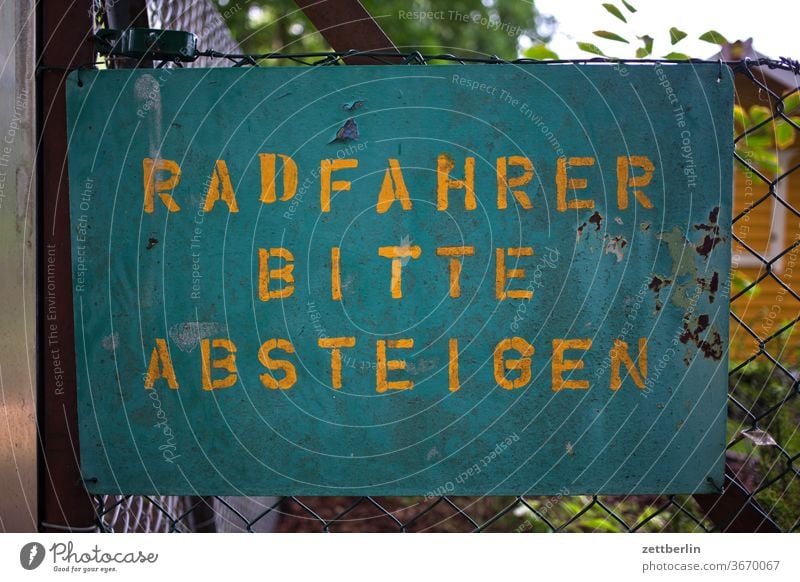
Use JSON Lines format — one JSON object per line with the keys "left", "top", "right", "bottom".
{"left": 38, "top": 0, "right": 97, "bottom": 533}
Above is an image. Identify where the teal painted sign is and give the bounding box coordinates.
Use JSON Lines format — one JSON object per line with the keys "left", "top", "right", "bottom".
{"left": 66, "top": 64, "right": 732, "bottom": 495}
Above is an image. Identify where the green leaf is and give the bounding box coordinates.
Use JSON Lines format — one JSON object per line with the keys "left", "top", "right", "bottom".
{"left": 621, "top": 0, "right": 637, "bottom": 13}
{"left": 742, "top": 135, "right": 772, "bottom": 149}
{"left": 749, "top": 105, "right": 772, "bottom": 125}
{"left": 775, "top": 121, "right": 795, "bottom": 149}
{"left": 669, "top": 27, "right": 687, "bottom": 45}
{"left": 523, "top": 44, "right": 559, "bottom": 60}
{"left": 730, "top": 271, "right": 758, "bottom": 297}
{"left": 583, "top": 517, "right": 624, "bottom": 533}
{"left": 637, "top": 35, "right": 653, "bottom": 57}
{"left": 733, "top": 104, "right": 749, "bottom": 128}
{"left": 577, "top": 42, "right": 606, "bottom": 56}
{"left": 602, "top": 3, "right": 627, "bottom": 22}
{"left": 699, "top": 30, "right": 730, "bottom": 45}
{"left": 593, "top": 30, "right": 629, "bottom": 43}
{"left": 736, "top": 145, "right": 779, "bottom": 175}
{"left": 752, "top": 150, "right": 780, "bottom": 175}
{"left": 664, "top": 51, "right": 691, "bottom": 60}
{"left": 782, "top": 92, "right": 800, "bottom": 113}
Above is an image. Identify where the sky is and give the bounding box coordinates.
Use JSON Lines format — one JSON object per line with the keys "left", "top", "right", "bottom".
{"left": 534, "top": 0, "right": 798, "bottom": 60}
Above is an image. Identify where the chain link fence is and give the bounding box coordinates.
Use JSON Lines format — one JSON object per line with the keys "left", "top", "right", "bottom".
{"left": 145, "top": 0, "right": 239, "bottom": 67}
{"left": 73, "top": 1, "right": 800, "bottom": 534}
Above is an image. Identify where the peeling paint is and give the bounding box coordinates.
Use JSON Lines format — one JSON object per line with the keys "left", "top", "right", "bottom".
{"left": 341, "top": 274, "right": 354, "bottom": 292}
{"left": 694, "top": 206, "right": 723, "bottom": 258}
{"left": 656, "top": 227, "right": 695, "bottom": 282}
{"left": 650, "top": 214, "right": 726, "bottom": 363}
{"left": 709, "top": 272, "right": 719, "bottom": 303}
{"left": 101, "top": 332, "right": 119, "bottom": 352}
{"left": 330, "top": 118, "right": 359, "bottom": 143}
{"left": 680, "top": 313, "right": 724, "bottom": 361}
{"left": 604, "top": 235, "right": 627, "bottom": 262}
{"left": 134, "top": 74, "right": 163, "bottom": 159}
{"left": 406, "top": 358, "right": 438, "bottom": 376}
{"left": 696, "top": 271, "right": 720, "bottom": 303}
{"left": 696, "top": 234, "right": 722, "bottom": 258}
{"left": 342, "top": 99, "right": 366, "bottom": 111}
{"left": 589, "top": 211, "right": 603, "bottom": 231}
{"left": 576, "top": 221, "right": 587, "bottom": 243}
{"left": 648, "top": 276, "right": 670, "bottom": 292}
{"left": 648, "top": 276, "right": 672, "bottom": 312}
{"left": 168, "top": 322, "right": 223, "bottom": 353}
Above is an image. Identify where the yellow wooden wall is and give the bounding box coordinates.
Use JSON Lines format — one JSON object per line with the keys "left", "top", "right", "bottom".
{"left": 731, "top": 162, "right": 800, "bottom": 363}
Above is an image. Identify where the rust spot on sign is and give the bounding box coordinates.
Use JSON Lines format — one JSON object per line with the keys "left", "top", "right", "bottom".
{"left": 679, "top": 313, "right": 723, "bottom": 360}
{"left": 696, "top": 235, "right": 722, "bottom": 257}
{"left": 649, "top": 276, "right": 669, "bottom": 292}
{"left": 649, "top": 275, "right": 672, "bottom": 312}
{"left": 694, "top": 206, "right": 722, "bottom": 258}
{"left": 696, "top": 272, "right": 721, "bottom": 303}
{"left": 709, "top": 272, "right": 719, "bottom": 303}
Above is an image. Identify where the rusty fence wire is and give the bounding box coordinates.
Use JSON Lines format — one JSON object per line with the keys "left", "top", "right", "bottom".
{"left": 66, "top": 49, "right": 800, "bottom": 533}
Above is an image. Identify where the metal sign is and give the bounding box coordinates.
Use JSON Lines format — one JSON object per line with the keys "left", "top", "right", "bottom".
{"left": 66, "top": 64, "right": 732, "bottom": 495}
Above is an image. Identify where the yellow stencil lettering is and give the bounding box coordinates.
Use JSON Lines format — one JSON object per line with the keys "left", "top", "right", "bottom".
{"left": 436, "top": 246, "right": 475, "bottom": 298}
{"left": 320, "top": 158, "right": 358, "bottom": 212}
{"left": 493, "top": 337, "right": 535, "bottom": 390}
{"left": 258, "top": 247, "right": 295, "bottom": 301}
{"left": 552, "top": 338, "right": 592, "bottom": 391}
{"left": 144, "top": 338, "right": 179, "bottom": 389}
{"left": 203, "top": 160, "right": 239, "bottom": 213}
{"left": 616, "top": 156, "right": 654, "bottom": 210}
{"left": 201, "top": 338, "right": 238, "bottom": 391}
{"left": 318, "top": 337, "right": 356, "bottom": 389}
{"left": 259, "top": 153, "right": 298, "bottom": 203}
{"left": 378, "top": 245, "right": 422, "bottom": 299}
{"left": 610, "top": 338, "right": 648, "bottom": 390}
{"left": 437, "top": 154, "right": 476, "bottom": 211}
{"left": 556, "top": 157, "right": 595, "bottom": 212}
{"left": 497, "top": 156, "right": 534, "bottom": 210}
{"left": 449, "top": 338, "right": 460, "bottom": 392}
{"left": 258, "top": 339, "right": 296, "bottom": 390}
{"left": 496, "top": 247, "right": 534, "bottom": 300}
{"left": 331, "top": 247, "right": 342, "bottom": 301}
{"left": 377, "top": 158, "right": 412, "bottom": 213}
{"left": 376, "top": 339, "right": 414, "bottom": 392}
{"left": 143, "top": 158, "right": 181, "bottom": 213}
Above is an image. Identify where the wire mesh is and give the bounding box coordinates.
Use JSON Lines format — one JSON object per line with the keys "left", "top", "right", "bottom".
{"left": 145, "top": 0, "right": 240, "bottom": 67}
{"left": 73, "top": 19, "right": 800, "bottom": 532}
